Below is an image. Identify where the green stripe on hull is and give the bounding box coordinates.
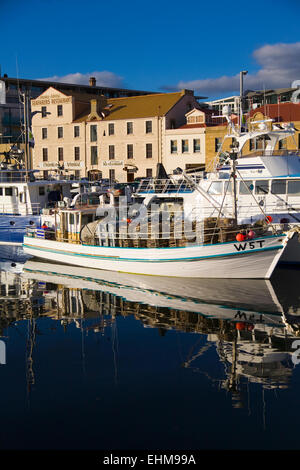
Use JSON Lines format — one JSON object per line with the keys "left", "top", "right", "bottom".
{"left": 23, "top": 243, "right": 283, "bottom": 263}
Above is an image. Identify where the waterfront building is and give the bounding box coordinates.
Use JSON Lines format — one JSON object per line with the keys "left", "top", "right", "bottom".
{"left": 205, "top": 102, "right": 300, "bottom": 170}
{"left": 206, "top": 96, "right": 240, "bottom": 115}
{"left": 164, "top": 107, "right": 223, "bottom": 173}
{"left": 0, "top": 74, "right": 154, "bottom": 149}
{"left": 31, "top": 88, "right": 200, "bottom": 181}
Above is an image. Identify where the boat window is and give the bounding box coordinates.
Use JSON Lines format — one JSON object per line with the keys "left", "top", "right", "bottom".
{"left": 0, "top": 188, "right": 3, "bottom": 196}
{"left": 288, "top": 180, "right": 300, "bottom": 196}
{"left": 223, "top": 180, "right": 232, "bottom": 194}
{"left": 69, "top": 213, "right": 75, "bottom": 225}
{"left": 271, "top": 179, "right": 287, "bottom": 195}
{"left": 5, "top": 188, "right": 13, "bottom": 196}
{"left": 208, "top": 181, "right": 223, "bottom": 195}
{"left": 255, "top": 180, "right": 269, "bottom": 195}
{"left": 39, "top": 187, "right": 45, "bottom": 196}
{"left": 239, "top": 180, "right": 253, "bottom": 195}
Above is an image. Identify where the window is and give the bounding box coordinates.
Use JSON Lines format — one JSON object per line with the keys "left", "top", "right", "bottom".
{"left": 109, "top": 145, "right": 115, "bottom": 160}
{"left": 193, "top": 139, "right": 200, "bottom": 153}
{"left": 42, "top": 128, "right": 47, "bottom": 139}
{"left": 208, "top": 181, "right": 223, "bottom": 195}
{"left": 146, "top": 143, "right": 152, "bottom": 158}
{"left": 250, "top": 137, "right": 265, "bottom": 151}
{"left": 5, "top": 187, "right": 13, "bottom": 196}
{"left": 145, "top": 121, "right": 152, "bottom": 133}
{"left": 0, "top": 188, "right": 2, "bottom": 195}
{"left": 90, "top": 125, "right": 97, "bottom": 142}
{"left": 42, "top": 148, "right": 48, "bottom": 162}
{"left": 127, "top": 122, "right": 133, "bottom": 134}
{"left": 255, "top": 180, "right": 269, "bottom": 194}
{"left": 288, "top": 180, "right": 300, "bottom": 196}
{"left": 182, "top": 140, "right": 189, "bottom": 153}
{"left": 57, "top": 105, "right": 63, "bottom": 116}
{"left": 58, "top": 126, "right": 63, "bottom": 139}
{"left": 74, "top": 147, "right": 80, "bottom": 161}
{"left": 146, "top": 168, "right": 153, "bottom": 178}
{"left": 127, "top": 144, "right": 133, "bottom": 159}
{"left": 187, "top": 115, "right": 204, "bottom": 124}
{"left": 109, "top": 169, "right": 115, "bottom": 182}
{"left": 75, "top": 170, "right": 81, "bottom": 179}
{"left": 108, "top": 123, "right": 115, "bottom": 135}
{"left": 58, "top": 147, "right": 64, "bottom": 161}
{"left": 271, "top": 179, "right": 286, "bottom": 195}
{"left": 170, "top": 140, "right": 177, "bottom": 154}
{"left": 41, "top": 106, "right": 47, "bottom": 118}
{"left": 279, "top": 139, "right": 287, "bottom": 150}
{"left": 215, "top": 138, "right": 222, "bottom": 153}
{"left": 39, "top": 186, "right": 45, "bottom": 196}
{"left": 239, "top": 180, "right": 253, "bottom": 195}
{"left": 74, "top": 126, "right": 80, "bottom": 138}
{"left": 91, "top": 146, "right": 98, "bottom": 165}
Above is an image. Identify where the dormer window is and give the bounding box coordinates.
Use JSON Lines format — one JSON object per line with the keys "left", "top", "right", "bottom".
{"left": 187, "top": 115, "right": 204, "bottom": 124}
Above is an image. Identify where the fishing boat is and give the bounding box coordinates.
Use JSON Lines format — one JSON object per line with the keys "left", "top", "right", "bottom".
{"left": 22, "top": 166, "right": 294, "bottom": 279}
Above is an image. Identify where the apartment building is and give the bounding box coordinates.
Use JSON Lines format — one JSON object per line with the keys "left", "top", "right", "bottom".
{"left": 164, "top": 108, "right": 209, "bottom": 173}
{"left": 31, "top": 87, "right": 200, "bottom": 181}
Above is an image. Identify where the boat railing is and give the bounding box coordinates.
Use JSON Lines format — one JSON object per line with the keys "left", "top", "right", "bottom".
{"left": 241, "top": 149, "right": 300, "bottom": 158}
{"left": 0, "top": 202, "right": 42, "bottom": 216}
{"left": 136, "top": 178, "right": 196, "bottom": 194}
{"left": 25, "top": 218, "right": 269, "bottom": 248}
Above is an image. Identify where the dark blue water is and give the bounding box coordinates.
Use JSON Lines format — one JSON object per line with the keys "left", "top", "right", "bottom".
{"left": 0, "top": 259, "right": 300, "bottom": 452}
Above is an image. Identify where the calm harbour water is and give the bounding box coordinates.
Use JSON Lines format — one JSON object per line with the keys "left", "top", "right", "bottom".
{"left": 0, "top": 250, "right": 300, "bottom": 452}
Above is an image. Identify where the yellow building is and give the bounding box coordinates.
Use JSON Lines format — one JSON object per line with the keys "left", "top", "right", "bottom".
{"left": 31, "top": 87, "right": 199, "bottom": 182}
{"left": 205, "top": 103, "right": 300, "bottom": 171}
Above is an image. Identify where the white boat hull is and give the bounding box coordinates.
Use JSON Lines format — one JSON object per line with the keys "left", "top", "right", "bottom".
{"left": 23, "top": 233, "right": 290, "bottom": 279}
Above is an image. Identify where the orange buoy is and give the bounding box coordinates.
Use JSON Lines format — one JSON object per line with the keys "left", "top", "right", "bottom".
{"left": 236, "top": 322, "right": 246, "bottom": 330}
{"left": 236, "top": 233, "right": 246, "bottom": 242}
{"left": 247, "top": 230, "right": 256, "bottom": 239}
{"left": 266, "top": 215, "right": 273, "bottom": 223}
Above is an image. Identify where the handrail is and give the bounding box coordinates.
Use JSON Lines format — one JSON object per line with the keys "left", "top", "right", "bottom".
{"left": 25, "top": 220, "right": 270, "bottom": 247}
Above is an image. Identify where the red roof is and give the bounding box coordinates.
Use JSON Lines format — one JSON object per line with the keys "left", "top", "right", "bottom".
{"left": 249, "top": 102, "right": 300, "bottom": 122}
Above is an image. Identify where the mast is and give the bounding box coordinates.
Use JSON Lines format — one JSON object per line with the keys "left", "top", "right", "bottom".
{"left": 22, "top": 89, "right": 31, "bottom": 171}
{"left": 230, "top": 142, "right": 239, "bottom": 222}
{"left": 239, "top": 71, "right": 248, "bottom": 132}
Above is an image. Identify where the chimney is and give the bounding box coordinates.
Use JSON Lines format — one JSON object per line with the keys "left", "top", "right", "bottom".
{"left": 89, "top": 77, "right": 96, "bottom": 87}
{"left": 90, "top": 99, "right": 98, "bottom": 114}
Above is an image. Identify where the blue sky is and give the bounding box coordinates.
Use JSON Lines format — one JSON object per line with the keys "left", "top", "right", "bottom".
{"left": 1, "top": 0, "right": 300, "bottom": 99}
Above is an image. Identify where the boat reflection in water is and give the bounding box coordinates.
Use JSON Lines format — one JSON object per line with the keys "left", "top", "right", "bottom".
{"left": 0, "top": 253, "right": 299, "bottom": 408}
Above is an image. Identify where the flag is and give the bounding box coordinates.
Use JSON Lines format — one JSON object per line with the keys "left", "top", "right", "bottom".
{"left": 28, "top": 128, "right": 35, "bottom": 148}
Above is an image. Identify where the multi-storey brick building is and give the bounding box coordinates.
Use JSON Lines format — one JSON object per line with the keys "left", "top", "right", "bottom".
{"left": 31, "top": 87, "right": 200, "bottom": 181}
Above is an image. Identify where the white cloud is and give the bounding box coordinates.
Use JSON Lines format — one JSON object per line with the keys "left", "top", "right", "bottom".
{"left": 38, "top": 70, "right": 125, "bottom": 88}
{"left": 163, "top": 42, "right": 300, "bottom": 97}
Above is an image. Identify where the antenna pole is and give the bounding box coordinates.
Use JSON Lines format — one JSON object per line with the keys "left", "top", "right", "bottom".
{"left": 240, "top": 71, "right": 248, "bottom": 132}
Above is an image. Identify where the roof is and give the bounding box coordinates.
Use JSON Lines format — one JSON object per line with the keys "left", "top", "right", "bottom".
{"left": 1, "top": 75, "right": 154, "bottom": 96}
{"left": 246, "top": 87, "right": 297, "bottom": 97}
{"left": 249, "top": 102, "right": 300, "bottom": 122}
{"left": 74, "top": 90, "right": 192, "bottom": 122}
